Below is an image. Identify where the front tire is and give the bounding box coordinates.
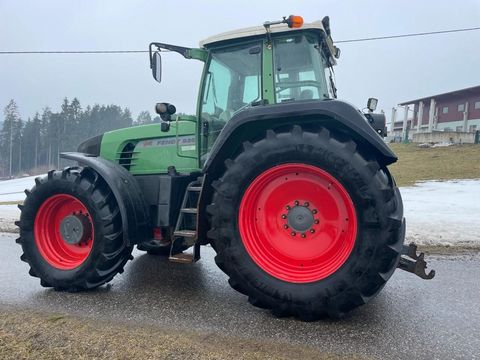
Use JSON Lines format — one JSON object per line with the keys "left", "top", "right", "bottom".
{"left": 16, "top": 167, "right": 133, "bottom": 291}
{"left": 207, "top": 126, "right": 404, "bottom": 320}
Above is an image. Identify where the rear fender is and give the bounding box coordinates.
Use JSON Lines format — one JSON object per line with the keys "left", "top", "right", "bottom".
{"left": 203, "top": 99, "right": 397, "bottom": 175}
{"left": 60, "top": 152, "right": 150, "bottom": 245}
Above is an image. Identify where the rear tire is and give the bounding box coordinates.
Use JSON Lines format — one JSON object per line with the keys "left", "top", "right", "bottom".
{"left": 207, "top": 126, "right": 405, "bottom": 320}
{"left": 16, "top": 167, "right": 133, "bottom": 291}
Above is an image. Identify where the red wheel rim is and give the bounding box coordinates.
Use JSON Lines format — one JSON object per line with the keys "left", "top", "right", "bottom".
{"left": 34, "top": 194, "right": 94, "bottom": 270}
{"left": 238, "top": 163, "right": 357, "bottom": 283}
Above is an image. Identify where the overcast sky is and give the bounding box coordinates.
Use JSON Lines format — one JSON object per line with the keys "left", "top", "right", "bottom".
{"left": 1, "top": 0, "right": 479, "bottom": 123}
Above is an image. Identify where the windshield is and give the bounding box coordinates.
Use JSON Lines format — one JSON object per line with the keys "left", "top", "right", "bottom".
{"left": 200, "top": 42, "right": 262, "bottom": 154}
{"left": 273, "top": 34, "right": 330, "bottom": 102}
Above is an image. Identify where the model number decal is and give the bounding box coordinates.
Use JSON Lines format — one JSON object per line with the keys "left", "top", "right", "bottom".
{"left": 137, "top": 135, "right": 196, "bottom": 148}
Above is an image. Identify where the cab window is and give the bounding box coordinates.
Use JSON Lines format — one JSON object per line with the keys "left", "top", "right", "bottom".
{"left": 273, "top": 35, "right": 329, "bottom": 103}
{"left": 200, "top": 42, "right": 262, "bottom": 154}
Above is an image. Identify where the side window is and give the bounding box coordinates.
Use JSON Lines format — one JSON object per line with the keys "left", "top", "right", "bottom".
{"left": 200, "top": 42, "right": 262, "bottom": 158}
{"left": 298, "top": 70, "right": 320, "bottom": 99}
{"left": 202, "top": 59, "right": 232, "bottom": 116}
{"left": 276, "top": 73, "right": 291, "bottom": 101}
{"left": 243, "top": 75, "right": 260, "bottom": 104}
{"left": 273, "top": 35, "right": 329, "bottom": 102}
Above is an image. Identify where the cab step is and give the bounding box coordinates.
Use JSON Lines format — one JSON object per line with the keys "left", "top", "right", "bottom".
{"left": 168, "top": 252, "right": 196, "bottom": 264}
{"left": 168, "top": 176, "right": 204, "bottom": 263}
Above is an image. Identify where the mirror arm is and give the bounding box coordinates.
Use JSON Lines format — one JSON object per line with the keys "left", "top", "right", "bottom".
{"left": 150, "top": 42, "right": 192, "bottom": 59}
{"left": 149, "top": 43, "right": 208, "bottom": 72}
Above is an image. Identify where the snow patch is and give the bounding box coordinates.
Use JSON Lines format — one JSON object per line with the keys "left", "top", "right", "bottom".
{"left": 0, "top": 205, "right": 20, "bottom": 233}
{"left": 0, "top": 175, "right": 41, "bottom": 203}
{"left": 402, "top": 179, "right": 480, "bottom": 246}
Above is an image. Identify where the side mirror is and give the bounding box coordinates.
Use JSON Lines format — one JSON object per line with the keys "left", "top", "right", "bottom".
{"left": 367, "top": 98, "right": 378, "bottom": 112}
{"left": 151, "top": 52, "right": 162, "bottom": 83}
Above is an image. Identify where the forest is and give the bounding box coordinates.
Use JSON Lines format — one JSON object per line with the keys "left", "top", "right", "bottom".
{"left": 0, "top": 98, "right": 159, "bottom": 178}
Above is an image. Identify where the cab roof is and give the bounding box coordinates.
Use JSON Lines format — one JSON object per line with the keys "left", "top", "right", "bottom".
{"left": 199, "top": 20, "right": 327, "bottom": 48}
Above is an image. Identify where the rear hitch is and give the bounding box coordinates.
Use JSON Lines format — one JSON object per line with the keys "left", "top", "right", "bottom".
{"left": 397, "top": 243, "right": 435, "bottom": 280}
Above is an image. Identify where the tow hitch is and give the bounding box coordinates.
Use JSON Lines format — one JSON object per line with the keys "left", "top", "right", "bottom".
{"left": 398, "top": 243, "right": 435, "bottom": 280}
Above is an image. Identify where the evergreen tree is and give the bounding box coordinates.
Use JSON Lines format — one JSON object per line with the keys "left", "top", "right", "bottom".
{"left": 121, "top": 108, "right": 133, "bottom": 128}
{"left": 0, "top": 100, "right": 23, "bottom": 176}
{"left": 40, "top": 107, "right": 53, "bottom": 167}
{"left": 1, "top": 98, "right": 137, "bottom": 176}
{"left": 135, "top": 111, "right": 152, "bottom": 125}
{"left": 22, "top": 117, "right": 36, "bottom": 172}
{"left": 32, "top": 112, "right": 41, "bottom": 168}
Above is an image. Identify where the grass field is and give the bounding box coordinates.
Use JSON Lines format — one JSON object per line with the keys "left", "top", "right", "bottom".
{"left": 388, "top": 143, "right": 480, "bottom": 186}
{"left": 0, "top": 307, "right": 361, "bottom": 360}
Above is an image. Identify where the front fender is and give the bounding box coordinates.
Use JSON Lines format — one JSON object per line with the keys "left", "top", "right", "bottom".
{"left": 60, "top": 152, "right": 150, "bottom": 245}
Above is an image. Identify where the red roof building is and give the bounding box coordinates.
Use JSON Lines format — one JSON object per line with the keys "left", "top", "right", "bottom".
{"left": 392, "top": 85, "right": 480, "bottom": 136}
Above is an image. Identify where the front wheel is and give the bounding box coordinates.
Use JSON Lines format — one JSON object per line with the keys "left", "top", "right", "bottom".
{"left": 207, "top": 126, "right": 405, "bottom": 320}
{"left": 16, "top": 167, "right": 133, "bottom": 291}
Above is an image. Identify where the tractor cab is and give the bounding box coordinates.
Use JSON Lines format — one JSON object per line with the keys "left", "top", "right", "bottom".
{"left": 149, "top": 16, "right": 340, "bottom": 157}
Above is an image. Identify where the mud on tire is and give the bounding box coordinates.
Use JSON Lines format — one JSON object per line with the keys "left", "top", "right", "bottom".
{"left": 16, "top": 167, "right": 133, "bottom": 291}
{"left": 207, "top": 125, "right": 405, "bottom": 320}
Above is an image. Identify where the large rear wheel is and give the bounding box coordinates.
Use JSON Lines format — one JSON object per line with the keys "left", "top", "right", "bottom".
{"left": 16, "top": 167, "right": 133, "bottom": 291}
{"left": 207, "top": 126, "right": 405, "bottom": 320}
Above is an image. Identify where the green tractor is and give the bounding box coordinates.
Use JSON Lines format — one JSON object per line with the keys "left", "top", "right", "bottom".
{"left": 16, "top": 16, "right": 434, "bottom": 320}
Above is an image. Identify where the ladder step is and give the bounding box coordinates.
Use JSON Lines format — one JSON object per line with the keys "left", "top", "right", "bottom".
{"left": 169, "top": 253, "right": 195, "bottom": 264}
{"left": 174, "top": 230, "right": 196, "bottom": 238}
{"left": 187, "top": 186, "right": 202, "bottom": 192}
{"left": 180, "top": 208, "right": 197, "bottom": 214}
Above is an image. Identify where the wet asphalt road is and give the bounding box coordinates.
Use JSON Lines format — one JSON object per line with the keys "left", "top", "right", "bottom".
{"left": 1, "top": 232, "right": 479, "bottom": 360}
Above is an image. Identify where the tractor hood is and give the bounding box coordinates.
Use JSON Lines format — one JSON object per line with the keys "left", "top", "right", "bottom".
{"left": 77, "top": 121, "right": 199, "bottom": 175}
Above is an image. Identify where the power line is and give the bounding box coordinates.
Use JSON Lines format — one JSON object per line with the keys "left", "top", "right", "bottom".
{"left": 335, "top": 26, "right": 480, "bottom": 43}
{"left": 0, "top": 26, "right": 479, "bottom": 54}
{"left": 0, "top": 50, "right": 149, "bottom": 54}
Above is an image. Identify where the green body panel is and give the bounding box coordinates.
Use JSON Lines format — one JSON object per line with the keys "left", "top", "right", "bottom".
{"left": 100, "top": 117, "right": 200, "bottom": 175}
{"left": 186, "top": 48, "right": 208, "bottom": 62}
{"left": 262, "top": 40, "right": 275, "bottom": 104}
